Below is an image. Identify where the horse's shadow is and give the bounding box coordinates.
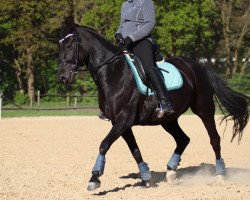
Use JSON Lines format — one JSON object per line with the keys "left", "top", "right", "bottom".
{"left": 93, "top": 163, "right": 250, "bottom": 196}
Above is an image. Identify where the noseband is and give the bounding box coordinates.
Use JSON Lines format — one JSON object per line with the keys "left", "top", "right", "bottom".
{"left": 59, "top": 32, "right": 87, "bottom": 73}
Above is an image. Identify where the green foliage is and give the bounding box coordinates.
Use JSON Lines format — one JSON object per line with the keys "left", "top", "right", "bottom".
{"left": 14, "top": 91, "right": 29, "bottom": 105}
{"left": 82, "top": 73, "right": 97, "bottom": 95}
{"left": 155, "top": 0, "right": 220, "bottom": 58}
{"left": 82, "top": 0, "right": 123, "bottom": 41}
{"left": 228, "top": 73, "right": 250, "bottom": 95}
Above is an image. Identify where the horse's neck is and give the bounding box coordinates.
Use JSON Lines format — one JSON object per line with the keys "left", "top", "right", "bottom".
{"left": 80, "top": 29, "right": 132, "bottom": 99}
{"left": 81, "top": 29, "right": 117, "bottom": 68}
{"left": 87, "top": 46, "right": 117, "bottom": 88}
{"left": 95, "top": 57, "right": 132, "bottom": 100}
{"left": 82, "top": 31, "right": 121, "bottom": 86}
{"left": 96, "top": 58, "right": 127, "bottom": 88}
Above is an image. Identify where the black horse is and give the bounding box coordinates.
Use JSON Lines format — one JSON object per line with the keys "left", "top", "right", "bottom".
{"left": 58, "top": 22, "right": 249, "bottom": 191}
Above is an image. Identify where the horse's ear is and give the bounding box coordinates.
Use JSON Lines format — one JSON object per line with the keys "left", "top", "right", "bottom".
{"left": 60, "top": 16, "right": 80, "bottom": 38}
{"left": 62, "top": 16, "right": 75, "bottom": 30}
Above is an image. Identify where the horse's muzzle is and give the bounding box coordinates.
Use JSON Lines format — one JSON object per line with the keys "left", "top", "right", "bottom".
{"left": 59, "top": 75, "right": 68, "bottom": 84}
{"left": 58, "top": 71, "right": 75, "bottom": 84}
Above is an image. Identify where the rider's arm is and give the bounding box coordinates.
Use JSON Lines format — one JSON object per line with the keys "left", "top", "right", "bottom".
{"left": 115, "top": 3, "right": 125, "bottom": 36}
{"left": 128, "top": 0, "right": 156, "bottom": 42}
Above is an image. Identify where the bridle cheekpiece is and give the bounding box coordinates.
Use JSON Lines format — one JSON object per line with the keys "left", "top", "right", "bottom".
{"left": 59, "top": 32, "right": 87, "bottom": 73}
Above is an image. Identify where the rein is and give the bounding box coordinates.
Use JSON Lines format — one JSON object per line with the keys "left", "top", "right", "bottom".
{"left": 91, "top": 46, "right": 126, "bottom": 72}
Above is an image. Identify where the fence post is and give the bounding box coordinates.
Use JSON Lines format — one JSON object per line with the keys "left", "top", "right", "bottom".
{"left": 37, "top": 90, "right": 40, "bottom": 111}
{"left": 74, "top": 93, "right": 77, "bottom": 111}
{"left": 0, "top": 92, "right": 2, "bottom": 120}
{"left": 66, "top": 93, "right": 69, "bottom": 109}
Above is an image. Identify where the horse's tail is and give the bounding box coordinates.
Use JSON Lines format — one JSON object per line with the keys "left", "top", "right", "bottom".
{"left": 206, "top": 69, "right": 249, "bottom": 142}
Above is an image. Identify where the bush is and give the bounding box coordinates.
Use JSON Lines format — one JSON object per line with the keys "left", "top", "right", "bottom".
{"left": 14, "top": 91, "right": 29, "bottom": 105}
{"left": 228, "top": 73, "right": 250, "bottom": 95}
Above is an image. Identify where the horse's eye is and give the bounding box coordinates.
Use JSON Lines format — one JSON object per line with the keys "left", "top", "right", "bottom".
{"left": 66, "top": 44, "right": 72, "bottom": 50}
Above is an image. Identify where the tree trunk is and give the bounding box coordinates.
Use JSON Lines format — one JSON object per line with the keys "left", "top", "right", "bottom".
{"left": 171, "top": 30, "right": 177, "bottom": 57}
{"left": 27, "top": 47, "right": 35, "bottom": 108}
{"left": 220, "top": 0, "right": 233, "bottom": 77}
{"left": 233, "top": 7, "right": 249, "bottom": 75}
{"left": 194, "top": 0, "right": 202, "bottom": 62}
{"left": 240, "top": 48, "right": 250, "bottom": 75}
{"left": 225, "top": 62, "right": 233, "bottom": 78}
{"left": 233, "top": 48, "right": 238, "bottom": 74}
{"left": 14, "top": 58, "right": 24, "bottom": 94}
{"left": 241, "top": 61, "right": 249, "bottom": 76}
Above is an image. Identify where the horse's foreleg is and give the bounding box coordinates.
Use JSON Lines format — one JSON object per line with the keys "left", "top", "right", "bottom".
{"left": 87, "top": 114, "right": 133, "bottom": 191}
{"left": 161, "top": 120, "right": 190, "bottom": 182}
{"left": 122, "top": 128, "right": 151, "bottom": 182}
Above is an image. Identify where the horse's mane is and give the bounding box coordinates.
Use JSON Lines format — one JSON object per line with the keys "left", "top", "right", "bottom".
{"left": 80, "top": 26, "right": 117, "bottom": 51}
{"left": 60, "top": 21, "right": 117, "bottom": 52}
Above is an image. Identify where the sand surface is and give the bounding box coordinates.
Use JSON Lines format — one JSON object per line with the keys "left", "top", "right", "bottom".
{"left": 0, "top": 115, "right": 249, "bottom": 200}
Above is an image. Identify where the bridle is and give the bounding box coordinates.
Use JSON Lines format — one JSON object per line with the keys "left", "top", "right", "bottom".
{"left": 59, "top": 30, "right": 126, "bottom": 74}
{"left": 59, "top": 32, "right": 87, "bottom": 73}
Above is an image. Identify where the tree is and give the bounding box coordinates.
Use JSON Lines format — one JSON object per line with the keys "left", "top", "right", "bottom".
{"left": 154, "top": 0, "right": 221, "bottom": 62}
{"left": 81, "top": 0, "right": 122, "bottom": 40}
{"left": 216, "top": 0, "right": 250, "bottom": 77}
{"left": 0, "top": 0, "right": 78, "bottom": 105}
{"left": 0, "top": 2, "right": 18, "bottom": 99}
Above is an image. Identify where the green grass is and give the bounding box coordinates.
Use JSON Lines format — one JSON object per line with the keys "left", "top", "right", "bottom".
{"left": 2, "top": 97, "right": 99, "bottom": 118}
{"left": 1, "top": 107, "right": 224, "bottom": 118}
{"left": 3, "top": 98, "right": 98, "bottom": 110}
{"left": 1, "top": 109, "right": 99, "bottom": 118}
{"left": 4, "top": 97, "right": 114, "bottom": 118}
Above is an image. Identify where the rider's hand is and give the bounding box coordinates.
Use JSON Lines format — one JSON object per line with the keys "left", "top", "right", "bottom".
{"left": 123, "top": 36, "right": 133, "bottom": 48}
{"left": 115, "top": 33, "right": 124, "bottom": 45}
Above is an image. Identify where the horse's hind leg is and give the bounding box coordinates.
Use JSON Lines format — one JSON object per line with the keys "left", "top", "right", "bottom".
{"left": 122, "top": 128, "right": 151, "bottom": 183}
{"left": 161, "top": 120, "right": 190, "bottom": 182}
{"left": 191, "top": 100, "right": 226, "bottom": 177}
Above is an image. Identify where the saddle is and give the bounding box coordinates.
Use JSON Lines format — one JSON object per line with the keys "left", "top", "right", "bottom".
{"left": 124, "top": 53, "right": 183, "bottom": 96}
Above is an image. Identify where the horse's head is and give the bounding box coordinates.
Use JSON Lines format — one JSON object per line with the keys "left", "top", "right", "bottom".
{"left": 58, "top": 20, "right": 119, "bottom": 84}
{"left": 58, "top": 21, "right": 87, "bottom": 84}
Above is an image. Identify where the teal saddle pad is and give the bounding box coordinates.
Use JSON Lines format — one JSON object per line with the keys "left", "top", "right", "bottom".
{"left": 124, "top": 54, "right": 183, "bottom": 96}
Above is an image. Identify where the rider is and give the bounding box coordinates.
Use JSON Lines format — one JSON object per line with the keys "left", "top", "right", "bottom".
{"left": 115, "top": 0, "right": 174, "bottom": 116}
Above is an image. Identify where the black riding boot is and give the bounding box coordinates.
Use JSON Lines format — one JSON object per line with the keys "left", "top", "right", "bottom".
{"left": 146, "top": 67, "right": 175, "bottom": 117}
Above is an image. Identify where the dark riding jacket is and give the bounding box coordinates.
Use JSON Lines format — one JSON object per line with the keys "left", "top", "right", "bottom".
{"left": 116, "top": 0, "right": 156, "bottom": 42}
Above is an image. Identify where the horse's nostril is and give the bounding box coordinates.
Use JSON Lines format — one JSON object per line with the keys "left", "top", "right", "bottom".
{"left": 60, "top": 75, "right": 67, "bottom": 84}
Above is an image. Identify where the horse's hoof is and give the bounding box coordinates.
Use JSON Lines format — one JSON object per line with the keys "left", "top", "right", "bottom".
{"left": 139, "top": 181, "right": 150, "bottom": 188}
{"left": 141, "top": 171, "right": 152, "bottom": 182}
{"left": 87, "top": 181, "right": 101, "bottom": 191}
{"left": 138, "top": 162, "right": 152, "bottom": 182}
{"left": 216, "top": 175, "right": 225, "bottom": 183}
{"left": 166, "top": 170, "right": 176, "bottom": 183}
{"left": 216, "top": 158, "right": 226, "bottom": 176}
